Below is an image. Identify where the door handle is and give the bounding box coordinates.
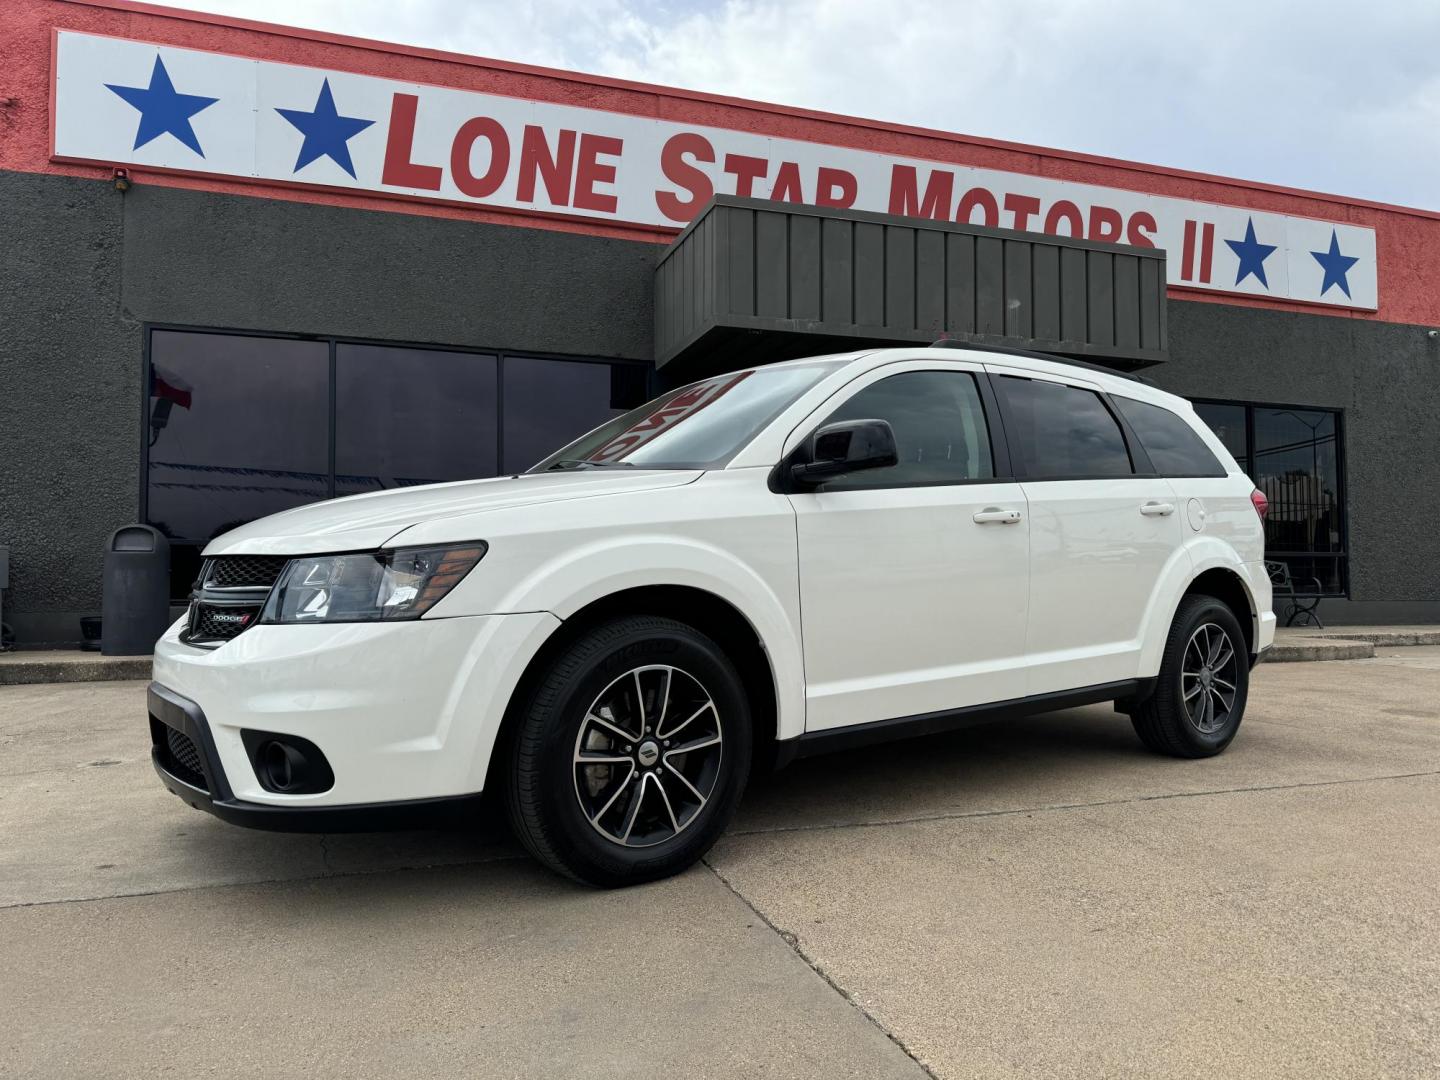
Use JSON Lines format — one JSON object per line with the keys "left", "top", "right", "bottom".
{"left": 1140, "top": 501, "right": 1175, "bottom": 517}
{"left": 973, "top": 507, "right": 1023, "bottom": 524}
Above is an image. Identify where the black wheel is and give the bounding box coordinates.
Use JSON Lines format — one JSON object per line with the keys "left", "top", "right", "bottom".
{"left": 503, "top": 615, "right": 752, "bottom": 887}
{"left": 1131, "top": 595, "right": 1249, "bottom": 758}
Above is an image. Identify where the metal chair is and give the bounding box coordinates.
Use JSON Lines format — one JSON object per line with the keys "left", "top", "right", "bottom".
{"left": 1265, "top": 560, "right": 1324, "bottom": 628}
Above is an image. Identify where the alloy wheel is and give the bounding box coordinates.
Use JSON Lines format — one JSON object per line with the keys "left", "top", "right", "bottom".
{"left": 572, "top": 665, "right": 724, "bottom": 848}
{"left": 1182, "top": 622, "right": 1239, "bottom": 734}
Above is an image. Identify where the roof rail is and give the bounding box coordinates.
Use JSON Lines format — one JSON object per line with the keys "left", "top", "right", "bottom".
{"left": 929, "top": 339, "right": 1150, "bottom": 384}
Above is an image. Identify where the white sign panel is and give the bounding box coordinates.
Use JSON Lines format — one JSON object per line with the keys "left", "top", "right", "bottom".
{"left": 53, "top": 31, "right": 1378, "bottom": 310}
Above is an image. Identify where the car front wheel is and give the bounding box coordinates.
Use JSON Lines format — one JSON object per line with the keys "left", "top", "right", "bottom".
{"left": 1131, "top": 594, "right": 1250, "bottom": 758}
{"left": 504, "top": 615, "right": 752, "bottom": 887}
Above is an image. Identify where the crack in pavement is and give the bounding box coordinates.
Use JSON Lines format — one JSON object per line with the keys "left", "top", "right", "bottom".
{"left": 723, "top": 768, "right": 1440, "bottom": 837}
{"left": 6, "top": 770, "right": 1436, "bottom": 914}
{"left": 704, "top": 858, "right": 941, "bottom": 1080}
{"left": 699, "top": 768, "right": 1440, "bottom": 1080}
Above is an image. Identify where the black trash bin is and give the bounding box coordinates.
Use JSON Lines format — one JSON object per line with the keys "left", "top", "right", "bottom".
{"left": 101, "top": 525, "right": 171, "bottom": 656}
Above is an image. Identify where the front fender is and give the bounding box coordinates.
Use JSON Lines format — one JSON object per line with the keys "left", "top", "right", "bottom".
{"left": 449, "top": 533, "right": 806, "bottom": 743}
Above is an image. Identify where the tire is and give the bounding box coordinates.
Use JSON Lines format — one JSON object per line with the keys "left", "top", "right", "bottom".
{"left": 1131, "top": 594, "right": 1250, "bottom": 758}
{"left": 503, "top": 614, "right": 753, "bottom": 887}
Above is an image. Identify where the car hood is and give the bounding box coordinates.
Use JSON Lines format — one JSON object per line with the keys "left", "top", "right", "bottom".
{"left": 203, "top": 470, "right": 704, "bottom": 556}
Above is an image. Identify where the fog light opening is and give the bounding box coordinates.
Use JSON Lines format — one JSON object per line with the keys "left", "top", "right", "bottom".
{"left": 242, "top": 729, "right": 335, "bottom": 795}
{"left": 261, "top": 740, "right": 308, "bottom": 792}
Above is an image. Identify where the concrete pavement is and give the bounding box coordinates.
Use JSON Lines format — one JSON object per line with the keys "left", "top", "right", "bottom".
{"left": 3, "top": 650, "right": 1439, "bottom": 1077}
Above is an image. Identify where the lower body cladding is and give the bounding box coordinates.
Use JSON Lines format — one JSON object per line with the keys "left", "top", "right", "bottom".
{"left": 149, "top": 611, "right": 560, "bottom": 830}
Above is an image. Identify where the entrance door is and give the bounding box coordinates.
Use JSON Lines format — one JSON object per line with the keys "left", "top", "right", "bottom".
{"left": 789, "top": 363, "right": 1031, "bottom": 732}
{"left": 989, "top": 370, "right": 1184, "bottom": 694}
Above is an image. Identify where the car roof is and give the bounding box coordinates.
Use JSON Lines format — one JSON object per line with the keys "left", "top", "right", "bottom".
{"left": 804, "top": 345, "right": 1191, "bottom": 412}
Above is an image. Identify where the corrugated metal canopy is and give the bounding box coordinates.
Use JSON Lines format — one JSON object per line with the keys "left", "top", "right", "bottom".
{"left": 655, "top": 196, "right": 1168, "bottom": 377}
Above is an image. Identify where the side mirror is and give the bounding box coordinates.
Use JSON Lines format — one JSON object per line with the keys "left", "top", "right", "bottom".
{"left": 790, "top": 418, "right": 899, "bottom": 486}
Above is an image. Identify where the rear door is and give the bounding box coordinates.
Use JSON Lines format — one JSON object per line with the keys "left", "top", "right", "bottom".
{"left": 788, "top": 362, "right": 1030, "bottom": 731}
{"left": 989, "top": 369, "right": 1184, "bottom": 695}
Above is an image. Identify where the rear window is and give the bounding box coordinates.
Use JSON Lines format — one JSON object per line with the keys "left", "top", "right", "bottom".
{"left": 1113, "top": 396, "right": 1228, "bottom": 477}
{"left": 995, "top": 376, "right": 1133, "bottom": 479}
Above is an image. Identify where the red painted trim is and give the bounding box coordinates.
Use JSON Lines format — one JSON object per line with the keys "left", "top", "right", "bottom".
{"left": 1169, "top": 282, "right": 1371, "bottom": 317}
{"left": 47, "top": 27, "right": 58, "bottom": 160}
{"left": 54, "top": 0, "right": 1440, "bottom": 226}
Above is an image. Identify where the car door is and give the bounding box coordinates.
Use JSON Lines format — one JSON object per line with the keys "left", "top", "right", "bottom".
{"left": 786, "top": 362, "right": 1030, "bottom": 732}
{"left": 988, "top": 368, "right": 1184, "bottom": 695}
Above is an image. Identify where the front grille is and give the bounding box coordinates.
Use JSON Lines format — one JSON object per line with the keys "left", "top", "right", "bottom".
{"left": 185, "top": 555, "right": 285, "bottom": 647}
{"left": 162, "top": 726, "right": 208, "bottom": 791}
{"left": 189, "top": 602, "right": 263, "bottom": 643}
{"left": 205, "top": 555, "right": 289, "bottom": 589}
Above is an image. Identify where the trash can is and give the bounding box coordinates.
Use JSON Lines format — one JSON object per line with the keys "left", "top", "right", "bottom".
{"left": 0, "top": 543, "right": 12, "bottom": 652}
{"left": 101, "top": 525, "right": 171, "bottom": 656}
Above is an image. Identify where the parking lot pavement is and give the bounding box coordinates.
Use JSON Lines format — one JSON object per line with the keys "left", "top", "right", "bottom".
{"left": 3, "top": 651, "right": 1438, "bottom": 1078}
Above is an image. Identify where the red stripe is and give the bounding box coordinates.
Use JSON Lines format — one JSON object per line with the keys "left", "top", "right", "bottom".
{"left": 1181, "top": 220, "right": 1196, "bottom": 281}
{"left": 1199, "top": 222, "right": 1215, "bottom": 284}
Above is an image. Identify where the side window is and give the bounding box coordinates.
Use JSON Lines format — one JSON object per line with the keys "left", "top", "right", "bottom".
{"left": 1113, "top": 396, "right": 1228, "bottom": 477}
{"left": 996, "top": 375, "right": 1133, "bottom": 479}
{"left": 817, "top": 370, "right": 994, "bottom": 489}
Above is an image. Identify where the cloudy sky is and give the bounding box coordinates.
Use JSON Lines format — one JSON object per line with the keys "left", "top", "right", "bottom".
{"left": 176, "top": 0, "right": 1440, "bottom": 210}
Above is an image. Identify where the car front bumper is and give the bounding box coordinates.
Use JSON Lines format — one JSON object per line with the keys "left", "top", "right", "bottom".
{"left": 150, "top": 610, "right": 561, "bottom": 818}
{"left": 148, "top": 682, "right": 487, "bottom": 831}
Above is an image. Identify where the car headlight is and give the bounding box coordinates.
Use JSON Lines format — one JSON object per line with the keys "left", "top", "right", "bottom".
{"left": 262, "top": 543, "right": 487, "bottom": 624}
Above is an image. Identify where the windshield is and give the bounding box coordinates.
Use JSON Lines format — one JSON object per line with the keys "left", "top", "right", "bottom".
{"left": 530, "top": 361, "right": 848, "bottom": 472}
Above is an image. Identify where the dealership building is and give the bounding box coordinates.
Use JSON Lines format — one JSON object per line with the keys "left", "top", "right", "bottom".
{"left": 4, "top": 0, "right": 1440, "bottom": 646}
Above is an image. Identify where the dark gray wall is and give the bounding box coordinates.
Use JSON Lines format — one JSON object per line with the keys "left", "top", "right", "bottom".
{"left": 0, "top": 170, "right": 140, "bottom": 646}
{"left": 3, "top": 168, "right": 1437, "bottom": 643}
{"left": 1150, "top": 299, "right": 1440, "bottom": 612}
{"left": 0, "top": 169, "right": 657, "bottom": 644}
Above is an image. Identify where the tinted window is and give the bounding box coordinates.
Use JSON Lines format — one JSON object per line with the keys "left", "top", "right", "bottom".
{"left": 503, "top": 357, "right": 647, "bottom": 472}
{"left": 336, "top": 345, "right": 498, "bottom": 497}
{"left": 1191, "top": 401, "right": 1346, "bottom": 594}
{"left": 146, "top": 328, "right": 648, "bottom": 598}
{"left": 996, "top": 376, "right": 1132, "bottom": 478}
{"left": 1194, "top": 402, "right": 1248, "bottom": 463}
{"left": 533, "top": 362, "right": 845, "bottom": 471}
{"left": 146, "top": 331, "right": 329, "bottom": 545}
{"left": 1253, "top": 406, "right": 1343, "bottom": 563}
{"left": 1114, "top": 396, "right": 1227, "bottom": 477}
{"left": 817, "top": 370, "right": 993, "bottom": 489}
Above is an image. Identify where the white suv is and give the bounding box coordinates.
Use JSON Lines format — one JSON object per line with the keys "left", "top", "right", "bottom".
{"left": 150, "top": 344, "right": 1275, "bottom": 886}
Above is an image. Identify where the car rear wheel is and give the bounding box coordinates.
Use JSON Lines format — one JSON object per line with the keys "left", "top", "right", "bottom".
{"left": 503, "top": 615, "right": 752, "bottom": 887}
{"left": 1131, "top": 594, "right": 1249, "bottom": 758}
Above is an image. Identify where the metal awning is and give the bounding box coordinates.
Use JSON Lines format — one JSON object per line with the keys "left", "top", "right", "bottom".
{"left": 655, "top": 196, "right": 1168, "bottom": 377}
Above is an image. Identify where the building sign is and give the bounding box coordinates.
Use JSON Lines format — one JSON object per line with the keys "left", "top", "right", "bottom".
{"left": 53, "top": 31, "right": 1378, "bottom": 310}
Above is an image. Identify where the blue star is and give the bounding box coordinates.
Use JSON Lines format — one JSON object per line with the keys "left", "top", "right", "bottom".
{"left": 1310, "top": 230, "right": 1360, "bottom": 299}
{"left": 275, "top": 79, "right": 374, "bottom": 179}
{"left": 1224, "top": 217, "right": 1278, "bottom": 289}
{"left": 106, "top": 55, "right": 218, "bottom": 157}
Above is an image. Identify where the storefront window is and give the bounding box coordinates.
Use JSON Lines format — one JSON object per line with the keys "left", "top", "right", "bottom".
{"left": 146, "top": 331, "right": 329, "bottom": 547}
{"left": 336, "top": 345, "right": 499, "bottom": 497}
{"left": 1194, "top": 401, "right": 1346, "bottom": 595}
{"left": 503, "top": 356, "right": 647, "bottom": 472}
{"left": 1192, "top": 402, "right": 1246, "bottom": 463}
{"left": 145, "top": 328, "right": 649, "bottom": 597}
